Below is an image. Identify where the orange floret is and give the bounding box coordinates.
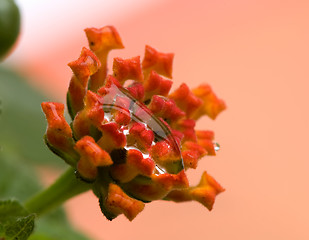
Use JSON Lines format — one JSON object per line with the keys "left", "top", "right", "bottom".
{"left": 143, "top": 70, "right": 172, "bottom": 101}
{"left": 165, "top": 171, "right": 225, "bottom": 210}
{"left": 181, "top": 141, "right": 207, "bottom": 169}
{"left": 113, "top": 56, "right": 144, "bottom": 83}
{"left": 97, "top": 122, "right": 126, "bottom": 152}
{"left": 126, "top": 82, "right": 145, "bottom": 101}
{"left": 173, "top": 119, "right": 197, "bottom": 143}
{"left": 73, "top": 90, "right": 105, "bottom": 139}
{"left": 127, "top": 122, "right": 154, "bottom": 150}
{"left": 142, "top": 45, "right": 174, "bottom": 79}
{"left": 148, "top": 95, "right": 185, "bottom": 122}
{"left": 85, "top": 26, "right": 124, "bottom": 91}
{"left": 41, "top": 102, "right": 75, "bottom": 155}
{"left": 169, "top": 83, "right": 203, "bottom": 118}
{"left": 110, "top": 149, "right": 155, "bottom": 183}
{"left": 75, "top": 136, "right": 113, "bottom": 181}
{"left": 104, "top": 183, "right": 145, "bottom": 221}
{"left": 192, "top": 84, "right": 226, "bottom": 120}
{"left": 151, "top": 139, "right": 182, "bottom": 174}
{"left": 196, "top": 130, "right": 216, "bottom": 156}
{"left": 67, "top": 47, "right": 101, "bottom": 117}
{"left": 112, "top": 95, "right": 131, "bottom": 125}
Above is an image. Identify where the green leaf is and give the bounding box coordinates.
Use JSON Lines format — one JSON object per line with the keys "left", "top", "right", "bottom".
{"left": 0, "top": 148, "right": 88, "bottom": 240}
{"left": 0, "top": 64, "right": 90, "bottom": 240}
{"left": 0, "top": 66, "right": 66, "bottom": 168}
{"left": 0, "top": 199, "right": 35, "bottom": 240}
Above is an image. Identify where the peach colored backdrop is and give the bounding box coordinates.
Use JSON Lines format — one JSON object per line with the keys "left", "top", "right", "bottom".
{"left": 7, "top": 0, "right": 309, "bottom": 239}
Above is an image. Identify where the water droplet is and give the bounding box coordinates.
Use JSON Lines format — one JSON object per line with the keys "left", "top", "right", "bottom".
{"left": 101, "top": 82, "right": 184, "bottom": 174}
{"left": 213, "top": 142, "right": 220, "bottom": 152}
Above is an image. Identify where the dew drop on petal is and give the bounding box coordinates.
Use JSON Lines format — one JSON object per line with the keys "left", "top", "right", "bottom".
{"left": 101, "top": 82, "right": 184, "bottom": 174}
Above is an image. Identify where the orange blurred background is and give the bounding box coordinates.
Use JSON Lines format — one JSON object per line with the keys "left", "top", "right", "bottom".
{"left": 6, "top": 0, "right": 309, "bottom": 239}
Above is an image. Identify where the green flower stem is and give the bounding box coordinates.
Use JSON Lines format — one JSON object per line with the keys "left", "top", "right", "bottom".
{"left": 24, "top": 167, "right": 91, "bottom": 217}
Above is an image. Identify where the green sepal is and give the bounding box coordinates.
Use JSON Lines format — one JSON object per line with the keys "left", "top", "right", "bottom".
{"left": 43, "top": 134, "right": 78, "bottom": 167}
{"left": 66, "top": 92, "right": 75, "bottom": 121}
{"left": 119, "top": 175, "right": 153, "bottom": 203}
{"left": 162, "top": 159, "right": 184, "bottom": 174}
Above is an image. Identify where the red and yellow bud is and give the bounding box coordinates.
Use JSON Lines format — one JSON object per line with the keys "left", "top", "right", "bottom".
{"left": 181, "top": 141, "right": 207, "bottom": 169}
{"left": 113, "top": 56, "right": 144, "bottom": 83}
{"left": 143, "top": 70, "right": 172, "bottom": 101}
{"left": 42, "top": 26, "right": 226, "bottom": 221}
{"left": 72, "top": 90, "right": 105, "bottom": 139}
{"left": 103, "top": 183, "right": 145, "bottom": 221}
{"left": 169, "top": 83, "right": 203, "bottom": 119}
{"left": 67, "top": 47, "right": 101, "bottom": 117}
{"left": 196, "top": 130, "right": 217, "bottom": 156}
{"left": 142, "top": 45, "right": 174, "bottom": 79}
{"left": 85, "top": 26, "right": 124, "bottom": 91}
{"left": 97, "top": 122, "right": 127, "bottom": 152}
{"left": 41, "top": 102, "right": 78, "bottom": 166}
{"left": 75, "top": 136, "right": 113, "bottom": 181}
{"left": 192, "top": 84, "right": 226, "bottom": 120}
{"left": 165, "top": 171, "right": 225, "bottom": 210}
{"left": 110, "top": 149, "right": 155, "bottom": 183}
{"left": 148, "top": 95, "right": 185, "bottom": 122}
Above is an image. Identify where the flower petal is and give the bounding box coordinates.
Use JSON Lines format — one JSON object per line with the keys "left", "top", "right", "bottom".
{"left": 67, "top": 47, "right": 101, "bottom": 118}
{"left": 41, "top": 102, "right": 77, "bottom": 165}
{"left": 113, "top": 56, "right": 143, "bottom": 83}
{"left": 165, "top": 171, "right": 224, "bottom": 210}
{"left": 85, "top": 26, "right": 124, "bottom": 91}
{"left": 192, "top": 84, "right": 226, "bottom": 120}
{"left": 142, "top": 45, "right": 174, "bottom": 79}
{"left": 75, "top": 136, "right": 113, "bottom": 181}
{"left": 143, "top": 70, "right": 172, "bottom": 101}
{"left": 103, "top": 183, "right": 145, "bottom": 221}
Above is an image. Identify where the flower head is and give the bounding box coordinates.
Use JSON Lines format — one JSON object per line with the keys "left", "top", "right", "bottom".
{"left": 41, "top": 26, "right": 226, "bottom": 221}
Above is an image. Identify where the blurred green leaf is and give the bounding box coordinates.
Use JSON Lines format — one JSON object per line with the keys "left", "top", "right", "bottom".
{"left": 0, "top": 66, "right": 65, "bottom": 168}
{"left": 0, "top": 149, "right": 88, "bottom": 240}
{"left": 0, "top": 199, "right": 35, "bottom": 240}
{"left": 0, "top": 66, "right": 89, "bottom": 239}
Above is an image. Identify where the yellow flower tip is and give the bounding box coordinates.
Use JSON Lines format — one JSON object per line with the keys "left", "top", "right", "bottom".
{"left": 165, "top": 171, "right": 224, "bottom": 211}
{"left": 142, "top": 45, "right": 174, "bottom": 79}
{"left": 190, "top": 171, "right": 225, "bottom": 210}
{"left": 105, "top": 183, "right": 145, "bottom": 221}
{"left": 192, "top": 84, "right": 227, "bottom": 120}
{"left": 84, "top": 26, "right": 124, "bottom": 54}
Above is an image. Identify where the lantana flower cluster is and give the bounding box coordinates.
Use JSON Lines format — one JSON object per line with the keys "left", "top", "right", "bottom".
{"left": 41, "top": 26, "right": 226, "bottom": 221}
